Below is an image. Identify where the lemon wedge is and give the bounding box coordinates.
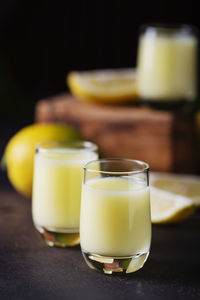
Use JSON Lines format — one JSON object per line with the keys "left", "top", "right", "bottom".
{"left": 67, "top": 69, "right": 138, "bottom": 104}
{"left": 151, "top": 172, "right": 200, "bottom": 207}
{"left": 150, "top": 187, "right": 195, "bottom": 224}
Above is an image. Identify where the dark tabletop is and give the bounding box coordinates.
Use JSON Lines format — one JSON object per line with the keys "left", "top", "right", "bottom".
{"left": 0, "top": 180, "right": 200, "bottom": 300}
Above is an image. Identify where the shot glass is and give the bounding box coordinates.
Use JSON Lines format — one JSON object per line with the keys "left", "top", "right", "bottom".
{"left": 32, "top": 141, "right": 98, "bottom": 247}
{"left": 80, "top": 158, "right": 151, "bottom": 274}
{"left": 137, "top": 24, "right": 198, "bottom": 104}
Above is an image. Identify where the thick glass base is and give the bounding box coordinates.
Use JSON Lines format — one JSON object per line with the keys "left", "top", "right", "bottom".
{"left": 82, "top": 250, "right": 149, "bottom": 274}
{"left": 35, "top": 225, "right": 80, "bottom": 247}
{"left": 140, "top": 98, "right": 196, "bottom": 113}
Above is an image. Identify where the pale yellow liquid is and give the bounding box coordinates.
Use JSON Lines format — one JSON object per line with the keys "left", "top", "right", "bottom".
{"left": 80, "top": 177, "right": 151, "bottom": 257}
{"left": 32, "top": 148, "right": 98, "bottom": 232}
{"left": 137, "top": 33, "right": 197, "bottom": 101}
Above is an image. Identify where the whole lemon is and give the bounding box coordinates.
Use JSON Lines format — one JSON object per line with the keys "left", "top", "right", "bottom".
{"left": 4, "top": 123, "right": 82, "bottom": 198}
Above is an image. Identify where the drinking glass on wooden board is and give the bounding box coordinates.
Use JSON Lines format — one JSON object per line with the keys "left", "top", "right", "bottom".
{"left": 137, "top": 24, "right": 198, "bottom": 103}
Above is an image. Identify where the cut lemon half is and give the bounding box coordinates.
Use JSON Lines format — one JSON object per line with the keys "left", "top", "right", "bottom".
{"left": 151, "top": 172, "right": 200, "bottom": 207}
{"left": 67, "top": 69, "right": 138, "bottom": 104}
{"left": 150, "top": 187, "right": 195, "bottom": 224}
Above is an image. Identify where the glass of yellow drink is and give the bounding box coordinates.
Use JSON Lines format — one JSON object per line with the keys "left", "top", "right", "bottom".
{"left": 32, "top": 141, "right": 98, "bottom": 247}
{"left": 137, "top": 24, "right": 198, "bottom": 104}
{"left": 80, "top": 158, "right": 151, "bottom": 274}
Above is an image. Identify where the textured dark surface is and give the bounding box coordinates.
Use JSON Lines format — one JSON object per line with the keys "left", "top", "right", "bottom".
{"left": 0, "top": 183, "right": 200, "bottom": 300}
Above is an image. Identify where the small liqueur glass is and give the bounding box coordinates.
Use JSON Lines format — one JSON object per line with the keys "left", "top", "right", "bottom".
{"left": 137, "top": 24, "right": 198, "bottom": 105}
{"left": 80, "top": 158, "right": 151, "bottom": 274}
{"left": 32, "top": 140, "right": 98, "bottom": 247}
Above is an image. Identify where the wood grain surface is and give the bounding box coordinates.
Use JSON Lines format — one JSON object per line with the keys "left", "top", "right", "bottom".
{"left": 35, "top": 94, "right": 199, "bottom": 173}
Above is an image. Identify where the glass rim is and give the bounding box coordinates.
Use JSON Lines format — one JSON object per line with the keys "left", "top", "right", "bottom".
{"left": 84, "top": 158, "right": 149, "bottom": 175}
{"left": 139, "top": 23, "right": 198, "bottom": 35}
{"left": 36, "top": 140, "right": 98, "bottom": 154}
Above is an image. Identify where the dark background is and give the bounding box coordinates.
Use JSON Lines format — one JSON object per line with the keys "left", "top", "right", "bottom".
{"left": 0, "top": 0, "right": 199, "bottom": 138}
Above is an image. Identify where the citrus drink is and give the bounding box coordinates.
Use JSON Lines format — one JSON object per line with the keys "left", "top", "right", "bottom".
{"left": 80, "top": 177, "right": 151, "bottom": 256}
{"left": 137, "top": 26, "right": 198, "bottom": 101}
{"left": 32, "top": 141, "right": 98, "bottom": 247}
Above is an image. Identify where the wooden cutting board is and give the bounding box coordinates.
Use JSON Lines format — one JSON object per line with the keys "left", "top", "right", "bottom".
{"left": 35, "top": 93, "right": 199, "bottom": 173}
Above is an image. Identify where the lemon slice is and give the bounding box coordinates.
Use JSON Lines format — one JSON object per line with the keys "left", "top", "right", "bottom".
{"left": 150, "top": 187, "right": 195, "bottom": 224}
{"left": 151, "top": 172, "right": 200, "bottom": 207}
{"left": 67, "top": 69, "right": 138, "bottom": 104}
